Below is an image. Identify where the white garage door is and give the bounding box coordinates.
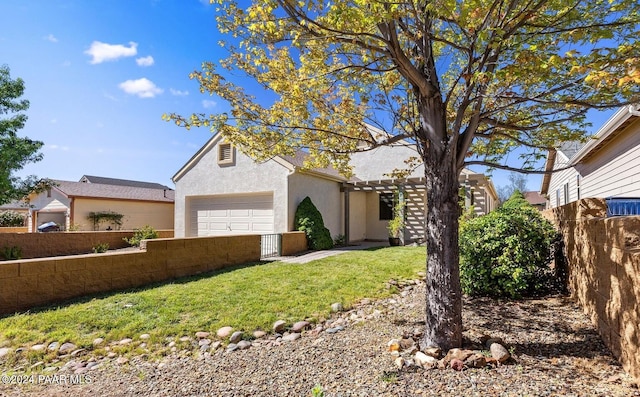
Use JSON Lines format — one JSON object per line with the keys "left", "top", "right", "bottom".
{"left": 189, "top": 194, "right": 274, "bottom": 237}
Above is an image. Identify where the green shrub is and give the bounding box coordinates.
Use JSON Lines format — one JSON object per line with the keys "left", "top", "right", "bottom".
{"left": 0, "top": 211, "right": 26, "bottom": 227}
{"left": 294, "top": 197, "right": 334, "bottom": 250}
{"left": 0, "top": 246, "right": 22, "bottom": 261}
{"left": 333, "top": 234, "right": 346, "bottom": 247}
{"left": 92, "top": 243, "right": 110, "bottom": 253}
{"left": 459, "top": 194, "right": 558, "bottom": 298}
{"left": 124, "top": 225, "right": 159, "bottom": 247}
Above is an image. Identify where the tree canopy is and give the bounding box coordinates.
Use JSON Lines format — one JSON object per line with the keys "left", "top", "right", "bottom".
{"left": 0, "top": 65, "right": 46, "bottom": 205}
{"left": 167, "top": 0, "right": 639, "bottom": 350}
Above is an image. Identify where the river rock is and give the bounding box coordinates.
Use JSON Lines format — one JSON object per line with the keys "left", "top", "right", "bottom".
{"left": 217, "top": 326, "right": 234, "bottom": 338}
{"left": 273, "top": 320, "right": 287, "bottom": 333}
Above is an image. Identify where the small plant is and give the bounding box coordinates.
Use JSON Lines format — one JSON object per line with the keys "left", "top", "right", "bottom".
{"left": 380, "top": 370, "right": 398, "bottom": 383}
{"left": 92, "top": 243, "right": 109, "bottom": 253}
{"left": 67, "top": 222, "right": 81, "bottom": 231}
{"left": 333, "top": 234, "right": 346, "bottom": 247}
{"left": 310, "top": 384, "right": 325, "bottom": 397}
{"left": 387, "top": 192, "right": 406, "bottom": 239}
{"left": 87, "top": 211, "right": 124, "bottom": 231}
{"left": 124, "top": 225, "right": 159, "bottom": 247}
{"left": 0, "top": 246, "right": 22, "bottom": 261}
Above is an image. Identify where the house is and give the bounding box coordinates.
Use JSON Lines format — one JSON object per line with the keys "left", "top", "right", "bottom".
{"left": 172, "top": 132, "right": 498, "bottom": 244}
{"left": 541, "top": 105, "right": 640, "bottom": 208}
{"left": 523, "top": 191, "right": 546, "bottom": 211}
{"left": 24, "top": 176, "right": 175, "bottom": 232}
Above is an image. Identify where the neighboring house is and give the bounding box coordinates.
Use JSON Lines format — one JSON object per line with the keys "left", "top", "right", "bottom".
{"left": 24, "top": 176, "right": 175, "bottom": 232}
{"left": 172, "top": 132, "right": 498, "bottom": 244}
{"left": 541, "top": 105, "right": 640, "bottom": 209}
{"left": 523, "top": 191, "right": 547, "bottom": 211}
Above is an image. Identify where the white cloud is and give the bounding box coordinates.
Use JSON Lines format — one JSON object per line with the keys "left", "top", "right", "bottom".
{"left": 170, "top": 88, "right": 189, "bottom": 96}
{"left": 202, "top": 99, "right": 217, "bottom": 109}
{"left": 118, "top": 78, "right": 163, "bottom": 98}
{"left": 85, "top": 41, "right": 137, "bottom": 64}
{"left": 48, "top": 144, "right": 70, "bottom": 151}
{"left": 136, "top": 56, "right": 154, "bottom": 67}
{"left": 44, "top": 34, "right": 58, "bottom": 43}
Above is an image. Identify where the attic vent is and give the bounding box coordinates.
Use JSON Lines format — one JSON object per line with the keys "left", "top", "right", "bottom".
{"left": 218, "top": 143, "right": 235, "bottom": 165}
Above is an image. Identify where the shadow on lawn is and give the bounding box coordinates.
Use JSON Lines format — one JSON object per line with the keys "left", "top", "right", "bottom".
{"left": 0, "top": 261, "right": 271, "bottom": 319}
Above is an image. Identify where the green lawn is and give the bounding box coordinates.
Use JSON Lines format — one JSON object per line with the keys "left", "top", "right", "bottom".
{"left": 0, "top": 247, "right": 425, "bottom": 366}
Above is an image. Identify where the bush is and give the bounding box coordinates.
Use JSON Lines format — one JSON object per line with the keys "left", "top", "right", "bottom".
{"left": 459, "top": 194, "right": 558, "bottom": 298}
{"left": 0, "top": 246, "right": 22, "bottom": 261}
{"left": 294, "top": 197, "right": 334, "bottom": 250}
{"left": 92, "top": 242, "right": 109, "bottom": 253}
{"left": 0, "top": 211, "right": 26, "bottom": 227}
{"left": 124, "top": 225, "right": 159, "bottom": 247}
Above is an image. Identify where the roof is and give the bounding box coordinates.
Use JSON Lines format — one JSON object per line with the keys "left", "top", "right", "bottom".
{"left": 523, "top": 191, "right": 546, "bottom": 205}
{"left": 0, "top": 201, "right": 29, "bottom": 211}
{"left": 541, "top": 105, "right": 640, "bottom": 194}
{"left": 52, "top": 180, "right": 175, "bottom": 203}
{"left": 79, "top": 175, "right": 173, "bottom": 190}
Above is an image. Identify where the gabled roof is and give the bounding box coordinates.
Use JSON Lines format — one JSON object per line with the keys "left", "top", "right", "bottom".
{"left": 52, "top": 180, "right": 174, "bottom": 203}
{"left": 172, "top": 133, "right": 350, "bottom": 183}
{"left": 79, "top": 175, "right": 173, "bottom": 190}
{"left": 523, "top": 191, "right": 546, "bottom": 206}
{"left": 541, "top": 105, "right": 640, "bottom": 195}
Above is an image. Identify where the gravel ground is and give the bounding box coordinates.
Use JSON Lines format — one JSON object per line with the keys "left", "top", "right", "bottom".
{"left": 1, "top": 279, "right": 638, "bottom": 397}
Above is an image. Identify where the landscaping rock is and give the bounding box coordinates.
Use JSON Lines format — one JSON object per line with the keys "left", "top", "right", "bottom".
{"left": 92, "top": 338, "right": 104, "bottom": 347}
{"left": 443, "top": 348, "right": 474, "bottom": 363}
{"left": 0, "top": 347, "right": 11, "bottom": 358}
{"left": 195, "top": 331, "right": 210, "bottom": 339}
{"left": 291, "top": 321, "right": 310, "bottom": 332}
{"left": 325, "top": 326, "right": 344, "bottom": 334}
{"left": 229, "top": 331, "right": 244, "bottom": 344}
{"left": 179, "top": 336, "right": 191, "bottom": 342}
{"left": 465, "top": 353, "right": 487, "bottom": 368}
{"left": 226, "top": 343, "right": 238, "bottom": 352}
{"left": 116, "top": 357, "right": 129, "bottom": 365}
{"left": 414, "top": 351, "right": 438, "bottom": 368}
{"left": 331, "top": 302, "right": 344, "bottom": 312}
{"left": 119, "top": 338, "right": 133, "bottom": 345}
{"left": 422, "top": 346, "right": 442, "bottom": 359}
{"left": 210, "top": 341, "right": 222, "bottom": 351}
{"left": 31, "top": 344, "right": 46, "bottom": 351}
{"left": 273, "top": 320, "right": 287, "bottom": 333}
{"left": 58, "top": 342, "right": 76, "bottom": 355}
{"left": 450, "top": 359, "right": 464, "bottom": 371}
{"left": 217, "top": 326, "right": 234, "bottom": 338}
{"left": 387, "top": 339, "right": 400, "bottom": 352}
{"left": 237, "top": 340, "right": 252, "bottom": 350}
{"left": 71, "top": 348, "right": 87, "bottom": 357}
{"left": 47, "top": 342, "right": 60, "bottom": 351}
{"left": 399, "top": 338, "right": 414, "bottom": 351}
{"left": 485, "top": 337, "right": 504, "bottom": 349}
{"left": 490, "top": 342, "right": 510, "bottom": 363}
{"left": 253, "top": 330, "right": 267, "bottom": 339}
{"left": 282, "top": 333, "right": 301, "bottom": 342}
{"left": 139, "top": 334, "right": 151, "bottom": 340}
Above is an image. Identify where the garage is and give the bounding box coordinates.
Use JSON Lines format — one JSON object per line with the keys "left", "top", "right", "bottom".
{"left": 188, "top": 193, "right": 274, "bottom": 237}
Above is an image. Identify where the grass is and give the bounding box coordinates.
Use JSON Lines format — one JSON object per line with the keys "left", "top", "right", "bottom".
{"left": 0, "top": 247, "right": 425, "bottom": 366}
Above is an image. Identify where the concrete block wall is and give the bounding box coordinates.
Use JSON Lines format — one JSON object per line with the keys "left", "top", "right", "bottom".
{"left": 0, "top": 230, "right": 174, "bottom": 259}
{"left": 0, "top": 232, "right": 308, "bottom": 315}
{"left": 281, "top": 231, "right": 307, "bottom": 256}
{"left": 544, "top": 198, "right": 640, "bottom": 381}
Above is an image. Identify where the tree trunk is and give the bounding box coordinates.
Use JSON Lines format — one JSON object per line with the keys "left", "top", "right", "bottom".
{"left": 421, "top": 146, "right": 463, "bottom": 351}
{"left": 415, "top": 96, "right": 463, "bottom": 351}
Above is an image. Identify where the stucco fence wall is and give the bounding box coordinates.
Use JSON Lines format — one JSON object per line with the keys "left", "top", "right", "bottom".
{"left": 543, "top": 198, "right": 640, "bottom": 381}
{"left": 0, "top": 230, "right": 174, "bottom": 259}
{"left": 0, "top": 227, "right": 28, "bottom": 234}
{"left": 0, "top": 231, "right": 307, "bottom": 315}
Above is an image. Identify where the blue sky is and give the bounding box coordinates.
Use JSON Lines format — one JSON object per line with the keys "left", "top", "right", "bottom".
{"left": 2, "top": 0, "right": 615, "bottom": 192}
{"left": 2, "top": 0, "right": 222, "bottom": 187}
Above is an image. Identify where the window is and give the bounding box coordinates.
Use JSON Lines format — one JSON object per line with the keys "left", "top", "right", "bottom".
{"left": 379, "top": 193, "right": 394, "bottom": 220}
{"left": 563, "top": 183, "right": 569, "bottom": 205}
{"left": 576, "top": 175, "right": 581, "bottom": 200}
{"left": 218, "top": 143, "right": 235, "bottom": 165}
{"left": 556, "top": 189, "right": 561, "bottom": 207}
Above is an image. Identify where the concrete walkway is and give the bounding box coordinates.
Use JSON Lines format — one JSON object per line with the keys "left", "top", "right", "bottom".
{"left": 270, "top": 241, "right": 389, "bottom": 264}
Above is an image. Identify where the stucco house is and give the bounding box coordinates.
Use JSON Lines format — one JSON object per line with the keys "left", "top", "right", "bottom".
{"left": 541, "top": 105, "right": 640, "bottom": 209}
{"left": 172, "top": 132, "right": 498, "bottom": 244}
{"left": 24, "top": 175, "right": 174, "bottom": 232}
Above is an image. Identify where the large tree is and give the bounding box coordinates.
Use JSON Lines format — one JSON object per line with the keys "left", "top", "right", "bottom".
{"left": 0, "top": 65, "right": 45, "bottom": 205}
{"left": 167, "top": 0, "right": 640, "bottom": 350}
